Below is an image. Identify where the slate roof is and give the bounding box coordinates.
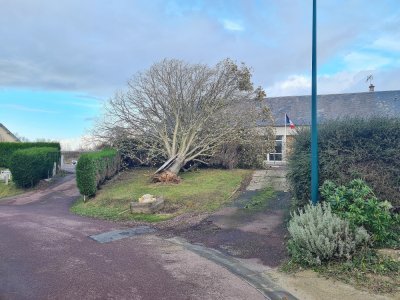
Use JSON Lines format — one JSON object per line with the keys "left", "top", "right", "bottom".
{"left": 263, "top": 90, "right": 400, "bottom": 126}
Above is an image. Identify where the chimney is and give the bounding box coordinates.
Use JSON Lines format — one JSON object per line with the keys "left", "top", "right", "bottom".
{"left": 369, "top": 83, "right": 375, "bottom": 92}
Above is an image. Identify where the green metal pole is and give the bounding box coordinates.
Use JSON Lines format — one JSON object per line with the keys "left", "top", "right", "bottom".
{"left": 311, "top": 0, "right": 319, "bottom": 204}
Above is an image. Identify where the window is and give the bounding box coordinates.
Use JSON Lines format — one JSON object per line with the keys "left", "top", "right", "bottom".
{"left": 268, "top": 135, "right": 283, "bottom": 162}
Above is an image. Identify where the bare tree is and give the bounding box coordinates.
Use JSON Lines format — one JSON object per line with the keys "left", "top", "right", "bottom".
{"left": 95, "top": 59, "right": 274, "bottom": 180}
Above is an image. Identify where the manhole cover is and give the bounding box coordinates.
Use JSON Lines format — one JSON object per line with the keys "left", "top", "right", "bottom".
{"left": 89, "top": 226, "right": 156, "bottom": 243}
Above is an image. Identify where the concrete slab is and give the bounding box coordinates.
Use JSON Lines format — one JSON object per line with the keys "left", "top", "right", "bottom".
{"left": 89, "top": 226, "right": 156, "bottom": 243}
{"left": 247, "top": 169, "right": 288, "bottom": 192}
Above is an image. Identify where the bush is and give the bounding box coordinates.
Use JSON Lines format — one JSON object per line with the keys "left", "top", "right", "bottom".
{"left": 321, "top": 179, "right": 400, "bottom": 247}
{"left": 288, "top": 118, "right": 400, "bottom": 207}
{"left": 0, "top": 142, "right": 61, "bottom": 168}
{"left": 76, "top": 148, "right": 120, "bottom": 197}
{"left": 288, "top": 202, "right": 370, "bottom": 266}
{"left": 10, "top": 147, "right": 60, "bottom": 188}
{"left": 209, "top": 137, "right": 274, "bottom": 169}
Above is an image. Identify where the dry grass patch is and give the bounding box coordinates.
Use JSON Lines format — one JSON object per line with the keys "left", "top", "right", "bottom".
{"left": 0, "top": 181, "right": 24, "bottom": 199}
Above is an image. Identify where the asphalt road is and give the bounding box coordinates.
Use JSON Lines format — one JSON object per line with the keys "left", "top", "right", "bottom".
{"left": 0, "top": 175, "right": 264, "bottom": 300}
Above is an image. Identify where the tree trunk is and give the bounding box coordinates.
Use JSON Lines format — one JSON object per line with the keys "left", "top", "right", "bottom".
{"left": 166, "top": 156, "right": 185, "bottom": 175}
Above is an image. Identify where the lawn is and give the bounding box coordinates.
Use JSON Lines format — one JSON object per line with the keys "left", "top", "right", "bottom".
{"left": 71, "top": 168, "right": 252, "bottom": 222}
{"left": 0, "top": 181, "right": 24, "bottom": 199}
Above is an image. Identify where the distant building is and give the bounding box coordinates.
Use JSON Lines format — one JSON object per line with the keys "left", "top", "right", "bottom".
{"left": 0, "top": 123, "right": 20, "bottom": 142}
{"left": 263, "top": 89, "right": 400, "bottom": 164}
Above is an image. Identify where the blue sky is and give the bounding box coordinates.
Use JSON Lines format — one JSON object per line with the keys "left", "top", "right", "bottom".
{"left": 0, "top": 0, "right": 399, "bottom": 146}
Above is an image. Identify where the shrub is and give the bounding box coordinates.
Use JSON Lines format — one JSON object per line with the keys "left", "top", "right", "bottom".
{"left": 76, "top": 148, "right": 120, "bottom": 197}
{"left": 288, "top": 118, "right": 400, "bottom": 207}
{"left": 209, "top": 137, "right": 274, "bottom": 169}
{"left": 0, "top": 142, "right": 61, "bottom": 168}
{"left": 288, "top": 202, "right": 370, "bottom": 266}
{"left": 10, "top": 147, "right": 60, "bottom": 188}
{"left": 321, "top": 179, "right": 400, "bottom": 247}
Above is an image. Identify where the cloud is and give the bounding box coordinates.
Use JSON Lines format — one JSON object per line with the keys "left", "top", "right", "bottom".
{"left": 371, "top": 37, "right": 400, "bottom": 52}
{"left": 60, "top": 100, "right": 102, "bottom": 109}
{"left": 319, "top": 71, "right": 373, "bottom": 94}
{"left": 73, "top": 94, "right": 104, "bottom": 101}
{"left": 0, "top": 104, "right": 58, "bottom": 114}
{"left": 221, "top": 19, "right": 244, "bottom": 32}
{"left": 164, "top": 0, "right": 203, "bottom": 16}
{"left": 267, "top": 75, "right": 311, "bottom": 96}
{"left": 344, "top": 52, "right": 392, "bottom": 72}
{"left": 0, "top": 0, "right": 398, "bottom": 99}
{"left": 266, "top": 71, "right": 374, "bottom": 97}
{"left": 59, "top": 135, "right": 96, "bottom": 151}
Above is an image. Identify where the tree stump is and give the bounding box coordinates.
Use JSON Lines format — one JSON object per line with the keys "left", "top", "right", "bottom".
{"left": 130, "top": 196, "right": 165, "bottom": 214}
{"left": 152, "top": 171, "right": 181, "bottom": 183}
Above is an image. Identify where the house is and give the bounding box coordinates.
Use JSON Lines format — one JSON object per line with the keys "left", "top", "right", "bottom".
{"left": 0, "top": 123, "right": 20, "bottom": 142}
{"left": 263, "top": 89, "right": 400, "bottom": 164}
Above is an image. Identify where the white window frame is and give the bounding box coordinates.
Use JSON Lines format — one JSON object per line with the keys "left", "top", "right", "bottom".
{"left": 267, "top": 135, "right": 283, "bottom": 163}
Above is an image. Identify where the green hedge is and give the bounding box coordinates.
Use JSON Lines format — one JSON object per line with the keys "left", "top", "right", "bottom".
{"left": 288, "top": 118, "right": 400, "bottom": 207}
{"left": 0, "top": 142, "right": 61, "bottom": 168}
{"left": 10, "top": 147, "right": 61, "bottom": 188}
{"left": 76, "top": 149, "right": 120, "bottom": 197}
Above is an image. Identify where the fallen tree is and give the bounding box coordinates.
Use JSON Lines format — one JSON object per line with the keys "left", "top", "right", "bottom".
{"left": 94, "top": 58, "right": 273, "bottom": 182}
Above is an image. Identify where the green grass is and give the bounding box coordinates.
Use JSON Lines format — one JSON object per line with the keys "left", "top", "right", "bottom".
{"left": 281, "top": 249, "right": 400, "bottom": 295}
{"left": 0, "top": 167, "right": 68, "bottom": 200}
{"left": 71, "top": 168, "right": 252, "bottom": 222}
{"left": 244, "top": 187, "right": 275, "bottom": 210}
{"left": 0, "top": 181, "right": 24, "bottom": 199}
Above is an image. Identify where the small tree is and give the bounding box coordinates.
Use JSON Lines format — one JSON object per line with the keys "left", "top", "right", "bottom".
{"left": 95, "top": 58, "right": 273, "bottom": 180}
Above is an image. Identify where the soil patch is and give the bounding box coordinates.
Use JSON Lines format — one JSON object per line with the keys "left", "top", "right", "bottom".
{"left": 159, "top": 191, "right": 291, "bottom": 267}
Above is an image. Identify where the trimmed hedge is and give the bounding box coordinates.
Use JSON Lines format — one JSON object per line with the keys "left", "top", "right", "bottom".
{"left": 0, "top": 142, "right": 61, "bottom": 168}
{"left": 10, "top": 147, "right": 61, "bottom": 188}
{"left": 76, "top": 149, "right": 120, "bottom": 197}
{"left": 288, "top": 118, "right": 400, "bottom": 207}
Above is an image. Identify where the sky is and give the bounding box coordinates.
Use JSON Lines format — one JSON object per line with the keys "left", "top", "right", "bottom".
{"left": 0, "top": 0, "right": 399, "bottom": 148}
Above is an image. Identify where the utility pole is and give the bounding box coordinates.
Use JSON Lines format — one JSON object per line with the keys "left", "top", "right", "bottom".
{"left": 311, "top": 0, "right": 319, "bottom": 205}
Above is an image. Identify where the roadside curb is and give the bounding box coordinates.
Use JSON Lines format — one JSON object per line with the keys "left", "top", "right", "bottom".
{"left": 167, "top": 237, "right": 298, "bottom": 300}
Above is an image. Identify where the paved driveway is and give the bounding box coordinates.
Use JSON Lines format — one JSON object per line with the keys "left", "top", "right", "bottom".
{"left": 0, "top": 175, "right": 264, "bottom": 300}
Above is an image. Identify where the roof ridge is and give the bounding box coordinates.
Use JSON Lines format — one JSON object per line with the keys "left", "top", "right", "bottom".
{"left": 266, "top": 89, "right": 400, "bottom": 99}
{"left": 263, "top": 90, "right": 400, "bottom": 126}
